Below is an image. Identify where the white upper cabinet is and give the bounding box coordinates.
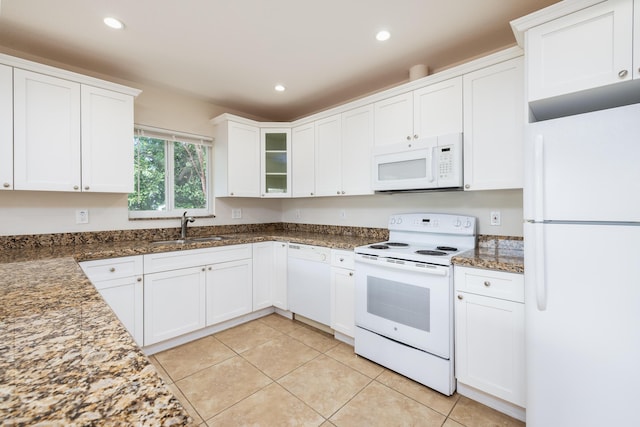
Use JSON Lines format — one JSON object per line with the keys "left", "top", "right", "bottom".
{"left": 11, "top": 63, "right": 137, "bottom": 193}
{"left": 0, "top": 64, "right": 12, "bottom": 191}
{"left": 291, "top": 122, "right": 316, "bottom": 197}
{"left": 341, "top": 104, "right": 374, "bottom": 196}
{"left": 213, "top": 118, "right": 261, "bottom": 197}
{"left": 314, "top": 106, "right": 374, "bottom": 197}
{"left": 373, "top": 92, "right": 413, "bottom": 146}
{"left": 81, "top": 85, "right": 134, "bottom": 193}
{"left": 260, "top": 128, "right": 291, "bottom": 197}
{"left": 463, "top": 57, "right": 525, "bottom": 191}
{"left": 14, "top": 69, "right": 81, "bottom": 192}
{"left": 524, "top": 0, "right": 639, "bottom": 118}
{"left": 374, "top": 77, "right": 462, "bottom": 147}
{"left": 635, "top": 0, "right": 640, "bottom": 79}
{"left": 413, "top": 77, "right": 463, "bottom": 139}
{"left": 315, "top": 114, "right": 342, "bottom": 196}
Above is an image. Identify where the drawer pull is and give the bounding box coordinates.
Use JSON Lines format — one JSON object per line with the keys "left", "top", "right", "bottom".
{"left": 484, "top": 280, "right": 491, "bottom": 287}
{"left": 618, "top": 69, "right": 629, "bottom": 78}
{"left": 109, "top": 267, "right": 116, "bottom": 272}
{"left": 457, "top": 294, "right": 463, "bottom": 300}
{"left": 339, "top": 257, "right": 344, "bottom": 262}
{"left": 349, "top": 272, "right": 354, "bottom": 277}
{"left": 136, "top": 277, "right": 142, "bottom": 282}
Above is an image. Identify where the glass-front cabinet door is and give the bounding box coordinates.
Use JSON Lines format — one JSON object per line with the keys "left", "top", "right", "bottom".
{"left": 260, "top": 128, "right": 291, "bottom": 197}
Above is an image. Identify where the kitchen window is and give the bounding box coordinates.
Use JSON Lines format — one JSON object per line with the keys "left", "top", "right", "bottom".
{"left": 128, "top": 125, "right": 213, "bottom": 219}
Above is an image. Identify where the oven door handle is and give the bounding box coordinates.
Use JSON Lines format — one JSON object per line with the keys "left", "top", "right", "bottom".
{"left": 355, "top": 256, "right": 449, "bottom": 276}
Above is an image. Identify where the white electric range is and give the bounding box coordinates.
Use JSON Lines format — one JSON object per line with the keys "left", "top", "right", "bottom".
{"left": 354, "top": 213, "right": 476, "bottom": 395}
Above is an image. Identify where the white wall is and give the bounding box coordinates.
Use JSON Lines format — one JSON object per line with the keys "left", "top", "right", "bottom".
{"left": 281, "top": 190, "right": 524, "bottom": 236}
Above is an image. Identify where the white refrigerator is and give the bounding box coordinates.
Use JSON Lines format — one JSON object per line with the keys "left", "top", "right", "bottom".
{"left": 524, "top": 103, "right": 640, "bottom": 427}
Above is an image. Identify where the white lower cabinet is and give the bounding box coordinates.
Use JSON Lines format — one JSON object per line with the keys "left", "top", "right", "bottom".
{"left": 144, "top": 266, "right": 206, "bottom": 346}
{"left": 252, "top": 241, "right": 288, "bottom": 311}
{"left": 143, "top": 244, "right": 252, "bottom": 346}
{"left": 206, "top": 258, "right": 253, "bottom": 325}
{"left": 330, "top": 249, "right": 355, "bottom": 338}
{"left": 454, "top": 266, "right": 525, "bottom": 408}
{"left": 80, "top": 256, "right": 144, "bottom": 346}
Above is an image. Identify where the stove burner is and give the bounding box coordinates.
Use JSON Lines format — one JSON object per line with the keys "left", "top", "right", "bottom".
{"left": 386, "top": 242, "right": 409, "bottom": 247}
{"left": 415, "top": 250, "right": 448, "bottom": 256}
{"left": 436, "top": 246, "right": 458, "bottom": 252}
{"left": 369, "top": 244, "right": 390, "bottom": 249}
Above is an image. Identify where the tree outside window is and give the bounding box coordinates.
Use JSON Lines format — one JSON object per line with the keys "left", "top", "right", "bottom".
{"left": 129, "top": 127, "right": 212, "bottom": 218}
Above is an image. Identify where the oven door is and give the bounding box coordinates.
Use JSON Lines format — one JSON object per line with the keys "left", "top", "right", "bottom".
{"left": 355, "top": 255, "right": 452, "bottom": 359}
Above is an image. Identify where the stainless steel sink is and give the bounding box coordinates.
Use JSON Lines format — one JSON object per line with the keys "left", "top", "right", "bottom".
{"left": 151, "top": 236, "right": 229, "bottom": 245}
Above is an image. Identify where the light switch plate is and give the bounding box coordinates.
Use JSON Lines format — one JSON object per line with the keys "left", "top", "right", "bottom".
{"left": 76, "top": 209, "right": 89, "bottom": 224}
{"left": 490, "top": 211, "right": 501, "bottom": 226}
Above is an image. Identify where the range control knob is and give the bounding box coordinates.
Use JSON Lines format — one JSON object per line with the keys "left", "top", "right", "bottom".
{"left": 465, "top": 219, "right": 472, "bottom": 228}
{"left": 454, "top": 218, "right": 462, "bottom": 227}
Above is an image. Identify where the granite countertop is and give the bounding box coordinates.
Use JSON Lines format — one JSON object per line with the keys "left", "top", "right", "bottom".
{"left": 452, "top": 237, "right": 524, "bottom": 274}
{"left": 0, "top": 226, "right": 522, "bottom": 424}
{"left": 0, "top": 229, "right": 378, "bottom": 425}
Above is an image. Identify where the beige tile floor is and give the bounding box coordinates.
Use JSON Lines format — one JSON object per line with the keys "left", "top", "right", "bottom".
{"left": 149, "top": 314, "right": 525, "bottom": 427}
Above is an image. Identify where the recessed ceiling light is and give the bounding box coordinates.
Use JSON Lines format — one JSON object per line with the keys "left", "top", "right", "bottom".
{"left": 274, "top": 84, "right": 286, "bottom": 92}
{"left": 376, "top": 30, "right": 391, "bottom": 41}
{"left": 103, "top": 17, "right": 124, "bottom": 30}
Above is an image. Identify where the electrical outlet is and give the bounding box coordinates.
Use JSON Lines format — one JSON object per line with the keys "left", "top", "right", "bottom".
{"left": 231, "top": 208, "right": 242, "bottom": 219}
{"left": 490, "top": 211, "right": 501, "bottom": 226}
{"left": 294, "top": 209, "right": 301, "bottom": 220}
{"left": 75, "top": 209, "right": 89, "bottom": 224}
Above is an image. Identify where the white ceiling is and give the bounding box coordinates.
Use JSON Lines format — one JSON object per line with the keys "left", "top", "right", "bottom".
{"left": 0, "top": 0, "right": 559, "bottom": 121}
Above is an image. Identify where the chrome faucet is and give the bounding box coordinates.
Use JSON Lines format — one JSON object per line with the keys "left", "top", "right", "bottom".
{"left": 181, "top": 211, "right": 195, "bottom": 239}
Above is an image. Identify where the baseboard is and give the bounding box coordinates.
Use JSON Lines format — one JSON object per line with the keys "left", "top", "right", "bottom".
{"left": 456, "top": 382, "right": 526, "bottom": 422}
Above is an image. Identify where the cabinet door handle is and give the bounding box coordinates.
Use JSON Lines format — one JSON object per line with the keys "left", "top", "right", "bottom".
{"left": 73, "top": 185, "right": 79, "bottom": 190}
{"left": 618, "top": 69, "right": 629, "bottom": 78}
{"left": 84, "top": 186, "right": 90, "bottom": 190}
{"left": 406, "top": 136, "right": 411, "bottom": 141}
{"left": 484, "top": 280, "right": 491, "bottom": 287}
{"left": 464, "top": 184, "right": 470, "bottom": 189}
{"left": 413, "top": 134, "right": 419, "bottom": 139}
{"left": 339, "top": 257, "right": 344, "bottom": 262}
{"left": 109, "top": 267, "right": 116, "bottom": 272}
{"left": 136, "top": 277, "right": 142, "bottom": 282}
{"left": 457, "top": 294, "right": 463, "bottom": 300}
{"left": 202, "top": 267, "right": 206, "bottom": 272}
{"left": 349, "top": 272, "right": 354, "bottom": 277}
{"left": 2, "top": 183, "right": 9, "bottom": 188}
{"left": 208, "top": 266, "right": 212, "bottom": 271}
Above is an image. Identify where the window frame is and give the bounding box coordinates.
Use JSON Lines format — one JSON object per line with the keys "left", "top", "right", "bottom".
{"left": 129, "top": 125, "right": 214, "bottom": 219}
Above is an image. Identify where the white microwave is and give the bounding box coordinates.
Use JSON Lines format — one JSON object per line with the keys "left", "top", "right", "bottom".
{"left": 372, "top": 133, "right": 463, "bottom": 192}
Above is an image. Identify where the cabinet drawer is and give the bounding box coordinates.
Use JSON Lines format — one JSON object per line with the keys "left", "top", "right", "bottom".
{"left": 454, "top": 266, "right": 524, "bottom": 303}
{"left": 144, "top": 244, "right": 252, "bottom": 273}
{"left": 80, "top": 255, "right": 143, "bottom": 282}
{"left": 331, "top": 249, "right": 355, "bottom": 269}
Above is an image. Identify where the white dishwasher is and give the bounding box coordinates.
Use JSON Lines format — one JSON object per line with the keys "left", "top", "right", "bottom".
{"left": 287, "top": 243, "right": 332, "bottom": 326}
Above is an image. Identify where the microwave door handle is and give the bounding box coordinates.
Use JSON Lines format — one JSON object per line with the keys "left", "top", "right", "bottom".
{"left": 429, "top": 147, "right": 436, "bottom": 183}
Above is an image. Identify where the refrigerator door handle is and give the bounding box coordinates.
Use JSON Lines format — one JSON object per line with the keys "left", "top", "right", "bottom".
{"left": 534, "top": 224, "right": 548, "bottom": 311}
{"left": 533, "top": 134, "right": 545, "bottom": 222}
